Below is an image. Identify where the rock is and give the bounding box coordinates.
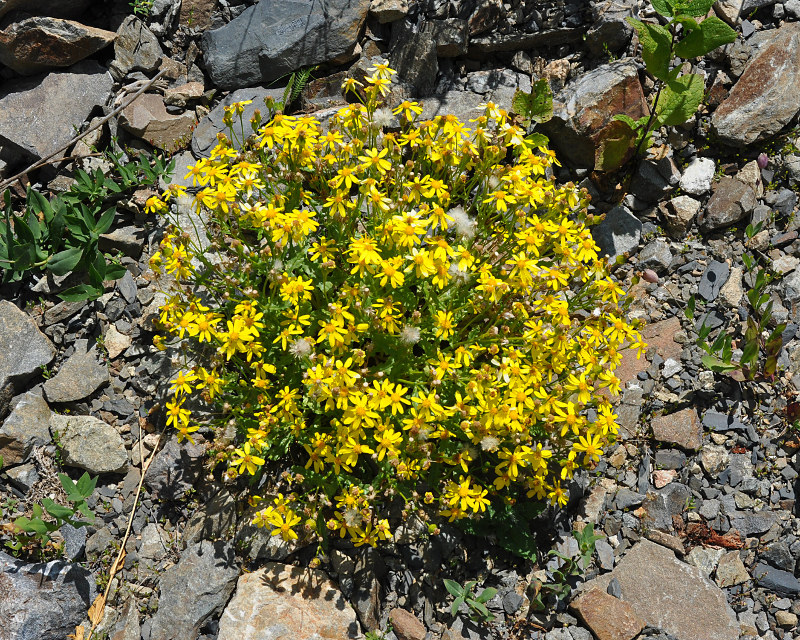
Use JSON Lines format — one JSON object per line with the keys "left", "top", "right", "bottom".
{"left": 642, "top": 482, "right": 690, "bottom": 533}
{"left": 728, "top": 510, "right": 777, "bottom": 536}
{"left": 760, "top": 541, "right": 794, "bottom": 571}
{"left": 680, "top": 157, "right": 716, "bottom": 196}
{"left": 660, "top": 195, "right": 701, "bottom": 238}
{"left": 50, "top": 413, "right": 128, "bottom": 474}
{"left": 541, "top": 58, "right": 648, "bottom": 169}
{"left": 389, "top": 608, "right": 426, "bottom": 640}
{"left": 0, "top": 61, "right": 112, "bottom": 163}
{"left": 0, "top": 0, "right": 91, "bottom": 19}
{"left": 582, "top": 478, "right": 618, "bottom": 523}
{"left": 715, "top": 0, "right": 743, "bottom": 25}
{"left": 615, "top": 487, "right": 646, "bottom": 510}
{"left": 630, "top": 155, "right": 680, "bottom": 203}
{"left": 585, "top": 0, "right": 635, "bottom": 55}
{"left": 202, "top": 0, "right": 370, "bottom": 90}
{"left": 144, "top": 437, "right": 205, "bottom": 498}
{"left": 719, "top": 266, "right": 743, "bottom": 307}
{"left": 352, "top": 547, "right": 384, "bottom": 631}
{"left": 715, "top": 551, "right": 749, "bottom": 587}
{"left": 570, "top": 588, "right": 646, "bottom": 640}
{"left": 584, "top": 540, "right": 739, "bottom": 640}
{"left": 426, "top": 18, "right": 469, "bottom": 57}
{"left": 698, "top": 260, "right": 730, "bottom": 302}
{"left": 217, "top": 562, "right": 360, "bottom": 640}
{"left": 149, "top": 541, "right": 239, "bottom": 640}
{"left": 776, "top": 611, "right": 798, "bottom": 628}
{"left": 737, "top": 159, "right": 763, "bottom": 197}
{"left": 99, "top": 225, "right": 147, "bottom": 258}
{"left": 713, "top": 23, "right": 800, "bottom": 145}
{"left": 699, "top": 444, "right": 729, "bottom": 477}
{"left": 645, "top": 529, "right": 686, "bottom": 555}
{"left": 637, "top": 238, "right": 673, "bottom": 273}
{"left": 181, "top": 487, "right": 237, "bottom": 547}
{"left": 110, "top": 597, "right": 140, "bottom": 640}
{"left": 0, "top": 301, "right": 55, "bottom": 416}
{"left": 163, "top": 81, "right": 205, "bottom": 107}
{"left": 467, "top": 27, "right": 582, "bottom": 55}
{"left": 369, "top": 0, "right": 408, "bottom": 23}
{"left": 419, "top": 88, "right": 489, "bottom": 121}
{"left": 109, "top": 16, "right": 161, "bottom": 77}
{"left": 753, "top": 563, "right": 800, "bottom": 595}
{"left": 592, "top": 204, "right": 642, "bottom": 258}
{"left": 615, "top": 316, "right": 683, "bottom": 388}
{"left": 179, "top": 0, "right": 216, "bottom": 29}
{"left": 390, "top": 22, "right": 438, "bottom": 97}
{"left": 191, "top": 86, "right": 285, "bottom": 158}
{"left": 0, "top": 390, "right": 52, "bottom": 466}
{"left": 0, "top": 549, "right": 96, "bottom": 640}
{"left": 5, "top": 461, "right": 38, "bottom": 492}
{"left": 653, "top": 469, "right": 677, "bottom": 488}
{"left": 43, "top": 346, "right": 108, "bottom": 403}
{"left": 699, "top": 176, "right": 757, "bottom": 232}
{"left": 0, "top": 17, "right": 115, "bottom": 75}
{"left": 686, "top": 546, "right": 725, "bottom": 577}
{"left": 595, "top": 538, "right": 615, "bottom": 570}
{"left": 103, "top": 325, "right": 131, "bottom": 359}
{"left": 119, "top": 93, "right": 196, "bottom": 151}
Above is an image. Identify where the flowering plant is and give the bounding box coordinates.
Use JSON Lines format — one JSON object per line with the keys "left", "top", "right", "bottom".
{"left": 148, "top": 63, "right": 644, "bottom": 549}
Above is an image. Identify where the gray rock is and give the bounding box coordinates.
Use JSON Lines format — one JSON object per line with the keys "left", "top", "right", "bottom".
{"left": 0, "top": 61, "right": 112, "bottom": 163}
{"left": 182, "top": 487, "right": 237, "bottom": 547}
{"left": 420, "top": 88, "right": 486, "bottom": 122}
{"left": 0, "top": 549, "right": 96, "bottom": 640}
{"left": 50, "top": 413, "right": 129, "bottom": 474}
{"left": 702, "top": 410, "right": 746, "bottom": 432}
{"left": 60, "top": 523, "right": 87, "bottom": 561}
{"left": 679, "top": 157, "right": 716, "bottom": 196}
{"left": 352, "top": 547, "right": 385, "bottom": 631}
{"left": 630, "top": 155, "right": 680, "bottom": 203}
{"left": 0, "top": 390, "right": 52, "bottom": 466}
{"left": 585, "top": 0, "right": 635, "bottom": 55}
{"left": 148, "top": 540, "right": 239, "bottom": 640}
{"left": 116, "top": 271, "right": 137, "bottom": 304}
{"left": 426, "top": 18, "right": 469, "bottom": 57}
{"left": 5, "top": 462, "right": 39, "bottom": 492}
{"left": 42, "top": 346, "right": 108, "bottom": 403}
{"left": 390, "top": 22, "right": 438, "bottom": 97}
{"left": 144, "top": 437, "right": 205, "bottom": 498}
{"left": 99, "top": 225, "right": 147, "bottom": 258}
{"left": 715, "top": 551, "right": 749, "bottom": 587}
{"left": 109, "top": 15, "right": 161, "bottom": 77}
{"left": 592, "top": 204, "right": 642, "bottom": 258}
{"left": 759, "top": 541, "right": 794, "bottom": 571}
{"left": 642, "top": 482, "right": 689, "bottom": 532}
{"left": 660, "top": 195, "right": 701, "bottom": 238}
{"left": 583, "top": 540, "right": 739, "bottom": 640}
{"left": 753, "top": 562, "right": 800, "bottom": 595}
{"left": 698, "top": 260, "right": 730, "bottom": 302}
{"left": 191, "top": 86, "right": 285, "bottom": 158}
{"left": 0, "top": 0, "right": 92, "bottom": 19}
{"left": 0, "top": 301, "right": 55, "bottom": 416}
{"left": 713, "top": 23, "right": 800, "bottom": 145}
{"left": 715, "top": 0, "right": 743, "bottom": 24}
{"left": 595, "top": 538, "right": 615, "bottom": 570}
{"left": 369, "top": 0, "right": 408, "bottom": 23}
{"left": 615, "top": 487, "right": 646, "bottom": 510}
{"left": 699, "top": 176, "right": 756, "bottom": 232}
{"left": 686, "top": 546, "right": 725, "bottom": 577}
{"left": 637, "top": 238, "right": 673, "bottom": 273}
{"left": 728, "top": 510, "right": 777, "bottom": 536}
{"left": 202, "top": 0, "right": 370, "bottom": 90}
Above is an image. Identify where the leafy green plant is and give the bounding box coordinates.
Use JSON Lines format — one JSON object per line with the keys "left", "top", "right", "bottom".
{"left": 607, "top": 0, "right": 737, "bottom": 168}
{"left": 129, "top": 0, "right": 153, "bottom": 17}
{"left": 5, "top": 472, "right": 96, "bottom": 555}
{"left": 444, "top": 579, "right": 498, "bottom": 624}
{"left": 511, "top": 79, "right": 554, "bottom": 149}
{"left": 529, "top": 524, "right": 604, "bottom": 610}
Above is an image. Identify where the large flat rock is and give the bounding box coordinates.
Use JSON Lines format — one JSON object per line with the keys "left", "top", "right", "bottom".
{"left": 0, "top": 60, "right": 112, "bottom": 162}
{"left": 202, "top": 0, "right": 370, "bottom": 90}
{"left": 583, "top": 540, "right": 739, "bottom": 640}
{"left": 713, "top": 23, "right": 800, "bottom": 145}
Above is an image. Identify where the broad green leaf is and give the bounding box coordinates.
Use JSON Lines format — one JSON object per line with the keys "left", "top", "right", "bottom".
{"left": 525, "top": 132, "right": 550, "bottom": 148}
{"left": 94, "top": 207, "right": 116, "bottom": 235}
{"left": 104, "top": 262, "right": 127, "bottom": 281}
{"left": 741, "top": 340, "right": 758, "bottom": 367}
{"left": 675, "top": 16, "right": 737, "bottom": 58}
{"left": 76, "top": 472, "right": 97, "bottom": 497}
{"left": 444, "top": 580, "right": 463, "bottom": 598}
{"left": 679, "top": 0, "right": 717, "bottom": 16}
{"left": 476, "top": 587, "right": 498, "bottom": 603}
{"left": 58, "top": 283, "right": 102, "bottom": 302}
{"left": 468, "top": 600, "right": 492, "bottom": 619}
{"left": 701, "top": 354, "right": 739, "bottom": 372}
{"left": 612, "top": 113, "right": 638, "bottom": 128}
{"left": 451, "top": 596, "right": 465, "bottom": 616}
{"left": 14, "top": 516, "right": 49, "bottom": 535}
{"left": 47, "top": 246, "right": 83, "bottom": 276}
{"left": 651, "top": 0, "right": 674, "bottom": 16}
{"left": 11, "top": 242, "right": 36, "bottom": 270}
{"left": 672, "top": 15, "right": 698, "bottom": 30}
{"left": 627, "top": 18, "right": 672, "bottom": 80}
{"left": 656, "top": 73, "right": 704, "bottom": 126}
{"left": 42, "top": 499, "right": 75, "bottom": 521}
{"left": 595, "top": 119, "right": 637, "bottom": 172}
{"left": 511, "top": 80, "right": 553, "bottom": 125}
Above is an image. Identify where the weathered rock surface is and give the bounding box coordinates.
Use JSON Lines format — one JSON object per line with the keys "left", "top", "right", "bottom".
{"left": 542, "top": 58, "right": 648, "bottom": 169}
{"left": 651, "top": 408, "right": 702, "bottom": 451}
{"left": 570, "top": 588, "right": 646, "bottom": 640}
{"left": 699, "top": 176, "right": 757, "bottom": 232}
{"left": 149, "top": 540, "right": 239, "bottom": 640}
{"left": 592, "top": 204, "right": 642, "bottom": 258}
{"left": 680, "top": 157, "right": 716, "bottom": 196}
{"left": 109, "top": 15, "right": 162, "bottom": 78}
{"left": 390, "top": 22, "right": 438, "bottom": 97}
{"left": 713, "top": 23, "right": 800, "bottom": 145}
{"left": 202, "top": 0, "right": 370, "bottom": 90}
{"left": 0, "top": 549, "right": 96, "bottom": 640}
{"left": 119, "top": 93, "right": 196, "bottom": 150}
{"left": 144, "top": 436, "right": 205, "bottom": 498}
{"left": 0, "top": 61, "right": 112, "bottom": 162}
{"left": 217, "top": 562, "right": 360, "bottom": 640}
{"left": 660, "top": 195, "right": 701, "bottom": 238}
{"left": 50, "top": 413, "right": 129, "bottom": 474}
{"left": 42, "top": 346, "right": 108, "bottom": 403}
{"left": 0, "top": 390, "right": 52, "bottom": 466}
{"left": 585, "top": 540, "right": 739, "bottom": 640}
{"left": 0, "top": 17, "right": 115, "bottom": 75}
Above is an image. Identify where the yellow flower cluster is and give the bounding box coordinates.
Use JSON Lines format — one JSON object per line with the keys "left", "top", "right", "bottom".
{"left": 152, "top": 63, "right": 645, "bottom": 546}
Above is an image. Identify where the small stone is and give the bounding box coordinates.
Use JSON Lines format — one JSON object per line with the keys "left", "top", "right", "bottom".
{"left": 652, "top": 469, "right": 677, "bottom": 488}
{"left": 775, "top": 611, "right": 798, "bottom": 628}
{"left": 719, "top": 266, "right": 744, "bottom": 307}
{"left": 570, "top": 588, "right": 646, "bottom": 640}
{"left": 715, "top": 551, "right": 749, "bottom": 588}
{"left": 389, "top": 608, "right": 426, "bottom": 640}
{"left": 651, "top": 408, "right": 703, "bottom": 451}
{"left": 369, "top": 0, "right": 408, "bottom": 23}
{"left": 700, "top": 177, "right": 757, "bottom": 232}
{"left": 644, "top": 529, "right": 686, "bottom": 555}
{"left": 164, "top": 81, "right": 205, "bottom": 107}
{"left": 637, "top": 238, "right": 673, "bottom": 273}
{"left": 680, "top": 157, "right": 716, "bottom": 196}
{"left": 615, "top": 488, "right": 646, "bottom": 510}
{"left": 660, "top": 195, "right": 701, "bottom": 238}
{"left": 592, "top": 204, "right": 642, "bottom": 258}
{"left": 686, "top": 546, "right": 725, "bottom": 577}
{"left": 700, "top": 444, "right": 729, "bottom": 476}
{"left": 753, "top": 562, "right": 800, "bottom": 596}
{"left": 119, "top": 93, "right": 196, "bottom": 151}
{"left": 0, "top": 390, "right": 52, "bottom": 466}
{"left": 103, "top": 325, "right": 131, "bottom": 359}
{"left": 698, "top": 261, "right": 730, "bottom": 302}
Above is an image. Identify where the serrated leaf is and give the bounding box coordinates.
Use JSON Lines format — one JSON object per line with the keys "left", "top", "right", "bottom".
{"left": 656, "top": 73, "right": 704, "bottom": 126}
{"left": 651, "top": 0, "right": 674, "bottom": 16}
{"left": 595, "top": 119, "right": 637, "bottom": 172}
{"left": 627, "top": 18, "right": 672, "bottom": 80}
{"left": 511, "top": 80, "right": 553, "bottom": 125}
{"left": 680, "top": 0, "right": 717, "bottom": 16}
{"left": 674, "top": 16, "right": 737, "bottom": 58}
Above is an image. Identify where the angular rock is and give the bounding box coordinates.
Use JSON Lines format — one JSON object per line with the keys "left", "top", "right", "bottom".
{"left": 217, "top": 562, "right": 360, "bottom": 640}
{"left": 699, "top": 176, "right": 756, "bottom": 232}
{"left": 120, "top": 93, "right": 196, "bottom": 151}
{"left": 591, "top": 204, "right": 642, "bottom": 258}
{"left": 0, "top": 549, "right": 96, "bottom": 640}
{"left": 615, "top": 316, "right": 682, "bottom": 388}
{"left": 728, "top": 510, "right": 777, "bottom": 536}
{"left": 426, "top": 18, "right": 469, "bottom": 57}
{"left": 164, "top": 81, "right": 205, "bottom": 107}
{"left": 760, "top": 541, "right": 794, "bottom": 572}
{"left": 181, "top": 487, "right": 237, "bottom": 547}
{"left": 645, "top": 529, "right": 686, "bottom": 555}
{"left": 145, "top": 437, "right": 205, "bottom": 499}
{"left": 420, "top": 88, "right": 485, "bottom": 122}
{"left": 179, "top": 0, "right": 216, "bottom": 29}
{"left": 103, "top": 325, "right": 131, "bottom": 359}
{"left": 0, "top": 301, "right": 55, "bottom": 415}
{"left": 698, "top": 260, "right": 730, "bottom": 302}
{"left": 369, "top": 0, "right": 408, "bottom": 23}
{"left": 642, "top": 482, "right": 689, "bottom": 533}
{"left": 542, "top": 58, "right": 647, "bottom": 169}
{"left": 99, "top": 225, "right": 147, "bottom": 258}
{"left": 713, "top": 23, "right": 800, "bottom": 145}
{"left": 43, "top": 346, "right": 108, "bottom": 403}
{"left": 715, "top": 550, "right": 749, "bottom": 587}
{"left": 753, "top": 562, "right": 800, "bottom": 595}
{"left": 585, "top": 540, "right": 739, "bottom": 640}
{"left": 699, "top": 444, "right": 729, "bottom": 476}
{"left": 686, "top": 546, "right": 725, "bottom": 577}
{"left": 149, "top": 541, "right": 239, "bottom": 640}
{"left": 630, "top": 155, "right": 680, "bottom": 203}
{"left": 0, "top": 61, "right": 112, "bottom": 163}
{"left": 0, "top": 17, "right": 114, "bottom": 75}
{"left": 109, "top": 16, "right": 161, "bottom": 77}
{"left": 680, "top": 157, "right": 716, "bottom": 196}
{"left": 637, "top": 238, "right": 673, "bottom": 273}
{"left": 615, "top": 487, "right": 646, "bottom": 510}
{"left": 585, "top": 0, "right": 635, "bottom": 55}
{"left": 390, "top": 22, "right": 438, "bottom": 97}
{"left": 570, "top": 588, "right": 646, "bottom": 640}
{"left": 202, "top": 0, "right": 370, "bottom": 90}
{"left": 660, "top": 195, "right": 701, "bottom": 238}
{"left": 715, "top": 0, "right": 743, "bottom": 25}
{"left": 467, "top": 27, "right": 582, "bottom": 55}
{"left": 0, "top": 390, "right": 52, "bottom": 466}
{"left": 389, "top": 608, "right": 426, "bottom": 640}
{"left": 50, "top": 413, "right": 128, "bottom": 474}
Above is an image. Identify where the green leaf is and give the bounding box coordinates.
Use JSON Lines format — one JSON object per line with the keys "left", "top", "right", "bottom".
{"left": 42, "top": 499, "right": 75, "bottom": 521}
{"left": 468, "top": 600, "right": 492, "bottom": 619}
{"left": 104, "top": 262, "right": 127, "bottom": 281}
{"left": 741, "top": 340, "right": 759, "bottom": 367}
{"left": 656, "top": 73, "right": 704, "bottom": 126}
{"left": 627, "top": 18, "right": 672, "bottom": 80}
{"left": 444, "top": 579, "right": 464, "bottom": 598}
{"left": 674, "top": 16, "right": 737, "bottom": 58}
{"left": 94, "top": 207, "right": 116, "bottom": 235}
{"left": 595, "top": 119, "right": 637, "bottom": 172}
{"left": 679, "top": 0, "right": 717, "bottom": 17}
{"left": 451, "top": 596, "right": 465, "bottom": 617}
{"left": 58, "top": 283, "right": 102, "bottom": 302}
{"left": 651, "top": 0, "right": 674, "bottom": 16}
{"left": 685, "top": 294, "right": 696, "bottom": 320}
{"left": 672, "top": 15, "right": 698, "bottom": 30}
{"left": 76, "top": 472, "right": 97, "bottom": 498}
{"left": 47, "top": 246, "right": 83, "bottom": 276}
{"left": 511, "top": 80, "right": 553, "bottom": 125}
{"left": 701, "top": 354, "right": 739, "bottom": 372}
{"left": 476, "top": 587, "right": 498, "bottom": 603}
{"left": 525, "top": 132, "right": 550, "bottom": 148}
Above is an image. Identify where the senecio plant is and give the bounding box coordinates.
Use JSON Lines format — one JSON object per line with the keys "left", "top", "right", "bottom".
{"left": 146, "top": 62, "right": 644, "bottom": 549}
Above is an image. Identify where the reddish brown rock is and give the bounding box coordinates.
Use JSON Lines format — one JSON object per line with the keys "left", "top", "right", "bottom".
{"left": 0, "top": 16, "right": 115, "bottom": 75}
{"left": 713, "top": 23, "right": 800, "bottom": 145}
{"left": 389, "top": 608, "right": 426, "bottom": 640}
{"left": 651, "top": 407, "right": 703, "bottom": 451}
{"left": 120, "top": 93, "right": 196, "bottom": 151}
{"left": 614, "top": 316, "right": 683, "bottom": 389}
{"left": 179, "top": 0, "right": 217, "bottom": 30}
{"left": 570, "top": 588, "right": 646, "bottom": 640}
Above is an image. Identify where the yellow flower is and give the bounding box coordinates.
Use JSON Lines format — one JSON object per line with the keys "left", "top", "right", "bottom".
{"left": 434, "top": 310, "right": 455, "bottom": 339}
{"left": 231, "top": 442, "right": 265, "bottom": 476}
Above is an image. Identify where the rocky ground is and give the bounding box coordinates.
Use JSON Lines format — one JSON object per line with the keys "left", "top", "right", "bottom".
{"left": 1, "top": 1, "right": 800, "bottom": 639}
